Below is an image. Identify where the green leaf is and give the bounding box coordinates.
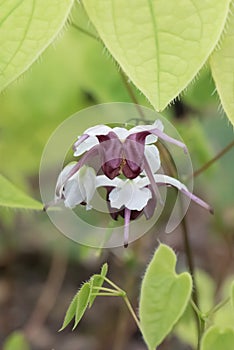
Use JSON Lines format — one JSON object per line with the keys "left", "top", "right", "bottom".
{"left": 0, "top": 174, "right": 42, "bottom": 210}
{"left": 212, "top": 276, "right": 234, "bottom": 329}
{"left": 101, "top": 262, "right": 108, "bottom": 276}
{"left": 3, "top": 331, "right": 30, "bottom": 350}
{"left": 231, "top": 281, "right": 234, "bottom": 309}
{"left": 60, "top": 281, "right": 91, "bottom": 331}
{"left": 73, "top": 282, "right": 91, "bottom": 329}
{"left": 174, "top": 269, "right": 216, "bottom": 347}
{"left": 0, "top": 0, "right": 74, "bottom": 92}
{"left": 60, "top": 264, "right": 108, "bottom": 331}
{"left": 201, "top": 326, "right": 234, "bottom": 350}
{"left": 83, "top": 0, "right": 230, "bottom": 111}
{"left": 59, "top": 294, "right": 77, "bottom": 331}
{"left": 210, "top": 3, "right": 234, "bottom": 125}
{"left": 139, "top": 244, "right": 192, "bottom": 350}
{"left": 89, "top": 263, "right": 108, "bottom": 307}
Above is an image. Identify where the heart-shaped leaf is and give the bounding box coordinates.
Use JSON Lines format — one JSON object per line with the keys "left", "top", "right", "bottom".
{"left": 201, "top": 326, "right": 234, "bottom": 350}
{"left": 83, "top": 0, "right": 230, "bottom": 111}
{"left": 210, "top": 4, "right": 234, "bottom": 125}
{"left": 0, "top": 0, "right": 74, "bottom": 92}
{"left": 139, "top": 244, "right": 192, "bottom": 350}
{"left": 0, "top": 174, "right": 42, "bottom": 210}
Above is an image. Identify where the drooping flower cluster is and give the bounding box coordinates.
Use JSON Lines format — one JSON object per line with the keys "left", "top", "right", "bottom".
{"left": 46, "top": 120, "right": 213, "bottom": 247}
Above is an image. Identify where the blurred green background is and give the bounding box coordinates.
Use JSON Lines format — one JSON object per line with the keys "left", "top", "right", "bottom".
{"left": 0, "top": 3, "right": 234, "bottom": 350}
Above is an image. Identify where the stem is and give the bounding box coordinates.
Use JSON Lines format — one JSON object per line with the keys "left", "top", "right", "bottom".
{"left": 91, "top": 292, "right": 121, "bottom": 297}
{"left": 92, "top": 281, "right": 141, "bottom": 330}
{"left": 70, "top": 19, "right": 146, "bottom": 124}
{"left": 192, "top": 139, "right": 234, "bottom": 178}
{"left": 92, "top": 286, "right": 117, "bottom": 293}
{"left": 190, "top": 299, "right": 201, "bottom": 318}
{"left": 104, "top": 277, "right": 123, "bottom": 292}
{"left": 180, "top": 212, "right": 202, "bottom": 350}
{"left": 207, "top": 297, "right": 230, "bottom": 316}
{"left": 99, "top": 276, "right": 141, "bottom": 331}
{"left": 122, "top": 295, "right": 141, "bottom": 331}
{"left": 199, "top": 318, "right": 205, "bottom": 344}
{"left": 181, "top": 214, "right": 198, "bottom": 304}
{"left": 119, "top": 70, "right": 146, "bottom": 120}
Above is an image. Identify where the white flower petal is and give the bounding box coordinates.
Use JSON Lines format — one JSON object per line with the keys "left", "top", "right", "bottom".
{"left": 151, "top": 119, "right": 164, "bottom": 131}
{"left": 144, "top": 145, "right": 161, "bottom": 174}
{"left": 79, "top": 166, "right": 96, "bottom": 207}
{"left": 74, "top": 136, "right": 98, "bottom": 156}
{"left": 127, "top": 187, "right": 152, "bottom": 210}
{"left": 133, "top": 176, "right": 150, "bottom": 188}
{"left": 55, "top": 162, "right": 76, "bottom": 199}
{"left": 96, "top": 175, "right": 122, "bottom": 188}
{"left": 109, "top": 180, "right": 152, "bottom": 211}
{"left": 84, "top": 124, "right": 112, "bottom": 136}
{"left": 129, "top": 119, "right": 164, "bottom": 134}
{"left": 64, "top": 177, "right": 84, "bottom": 208}
{"left": 112, "top": 127, "right": 129, "bottom": 140}
{"left": 128, "top": 125, "right": 148, "bottom": 134}
{"left": 63, "top": 166, "right": 97, "bottom": 209}
{"left": 145, "top": 134, "right": 158, "bottom": 144}
{"left": 154, "top": 174, "right": 187, "bottom": 190}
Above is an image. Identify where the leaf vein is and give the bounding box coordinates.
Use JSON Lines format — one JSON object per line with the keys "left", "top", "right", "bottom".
{"left": 1, "top": 0, "right": 36, "bottom": 75}
{"left": 147, "top": 0, "right": 160, "bottom": 105}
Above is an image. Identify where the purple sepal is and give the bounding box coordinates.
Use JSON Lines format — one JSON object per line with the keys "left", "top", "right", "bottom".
{"left": 151, "top": 128, "right": 188, "bottom": 154}
{"left": 73, "top": 134, "right": 89, "bottom": 151}
{"left": 124, "top": 208, "right": 131, "bottom": 248}
{"left": 180, "top": 188, "right": 214, "bottom": 214}
{"left": 143, "top": 185, "right": 157, "bottom": 219}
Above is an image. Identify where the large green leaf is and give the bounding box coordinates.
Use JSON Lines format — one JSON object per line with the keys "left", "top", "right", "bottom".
{"left": 201, "top": 326, "right": 234, "bottom": 350}
{"left": 139, "top": 244, "right": 192, "bottom": 350}
{"left": 83, "top": 0, "right": 230, "bottom": 111}
{"left": 0, "top": 0, "right": 74, "bottom": 92}
{"left": 0, "top": 174, "right": 42, "bottom": 210}
{"left": 210, "top": 3, "right": 234, "bottom": 125}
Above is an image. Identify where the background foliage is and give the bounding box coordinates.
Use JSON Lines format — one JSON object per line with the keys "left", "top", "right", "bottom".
{"left": 0, "top": 1, "right": 234, "bottom": 349}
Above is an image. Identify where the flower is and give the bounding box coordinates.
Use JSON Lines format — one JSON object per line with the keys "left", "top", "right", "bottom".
{"left": 73, "top": 121, "right": 187, "bottom": 182}
{"left": 45, "top": 120, "right": 213, "bottom": 248}
{"left": 52, "top": 164, "right": 96, "bottom": 210}
{"left": 96, "top": 175, "right": 156, "bottom": 247}
{"left": 71, "top": 120, "right": 188, "bottom": 205}
{"left": 96, "top": 173, "right": 213, "bottom": 247}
